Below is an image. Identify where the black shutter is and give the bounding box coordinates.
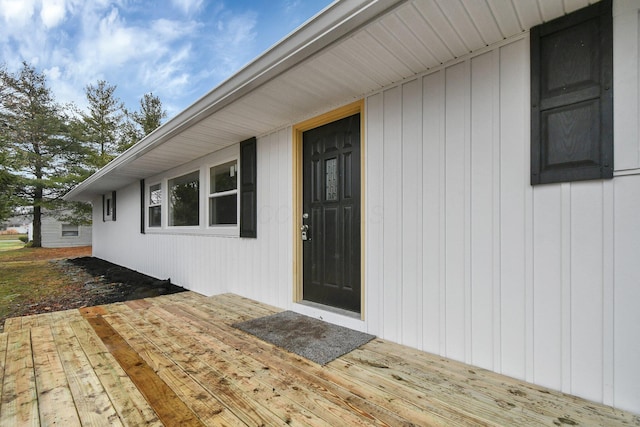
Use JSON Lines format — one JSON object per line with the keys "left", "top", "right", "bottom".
{"left": 111, "top": 191, "right": 117, "bottom": 221}
{"left": 530, "top": 0, "right": 612, "bottom": 185}
{"left": 240, "top": 137, "right": 257, "bottom": 238}
{"left": 140, "top": 180, "right": 145, "bottom": 234}
{"left": 102, "top": 194, "right": 106, "bottom": 222}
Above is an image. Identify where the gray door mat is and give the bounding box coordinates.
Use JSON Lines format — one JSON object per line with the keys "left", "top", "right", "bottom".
{"left": 232, "top": 311, "right": 375, "bottom": 365}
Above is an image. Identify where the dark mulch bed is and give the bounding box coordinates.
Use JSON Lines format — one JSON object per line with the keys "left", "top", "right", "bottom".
{"left": 1, "top": 256, "right": 187, "bottom": 331}
{"left": 65, "top": 256, "right": 186, "bottom": 305}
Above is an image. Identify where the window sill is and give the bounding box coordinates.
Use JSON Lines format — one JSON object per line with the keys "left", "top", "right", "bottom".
{"left": 144, "top": 227, "right": 240, "bottom": 238}
{"left": 614, "top": 168, "right": 640, "bottom": 177}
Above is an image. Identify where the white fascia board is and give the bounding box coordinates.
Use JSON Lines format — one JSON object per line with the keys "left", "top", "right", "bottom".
{"left": 64, "top": 0, "right": 407, "bottom": 202}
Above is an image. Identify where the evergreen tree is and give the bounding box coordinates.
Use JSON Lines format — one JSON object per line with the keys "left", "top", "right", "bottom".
{"left": 0, "top": 152, "right": 19, "bottom": 222}
{"left": 0, "top": 63, "right": 85, "bottom": 246}
{"left": 122, "top": 92, "right": 167, "bottom": 151}
{"left": 81, "top": 80, "right": 125, "bottom": 168}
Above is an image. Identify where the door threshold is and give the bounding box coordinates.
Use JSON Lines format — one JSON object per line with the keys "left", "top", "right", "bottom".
{"left": 298, "top": 300, "right": 361, "bottom": 319}
{"left": 292, "top": 300, "right": 366, "bottom": 333}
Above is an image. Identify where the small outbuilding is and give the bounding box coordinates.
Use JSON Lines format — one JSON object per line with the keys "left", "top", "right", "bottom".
{"left": 37, "top": 214, "right": 92, "bottom": 248}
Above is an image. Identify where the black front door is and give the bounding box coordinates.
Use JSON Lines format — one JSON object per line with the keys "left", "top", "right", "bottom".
{"left": 302, "top": 113, "right": 361, "bottom": 313}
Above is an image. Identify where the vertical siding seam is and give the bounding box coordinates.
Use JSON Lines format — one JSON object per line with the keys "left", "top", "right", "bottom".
{"left": 381, "top": 90, "right": 389, "bottom": 341}
{"left": 380, "top": 96, "right": 386, "bottom": 339}
{"left": 493, "top": 46, "right": 502, "bottom": 373}
{"left": 286, "top": 129, "right": 294, "bottom": 309}
{"left": 268, "top": 133, "right": 276, "bottom": 304}
{"left": 371, "top": 93, "right": 385, "bottom": 338}
{"left": 561, "top": 183, "right": 572, "bottom": 393}
{"left": 464, "top": 58, "right": 473, "bottom": 365}
{"left": 420, "top": 74, "right": 439, "bottom": 353}
{"left": 602, "top": 179, "right": 615, "bottom": 405}
{"left": 524, "top": 35, "right": 535, "bottom": 384}
{"left": 399, "top": 84, "right": 405, "bottom": 344}
{"left": 417, "top": 77, "right": 425, "bottom": 351}
{"left": 439, "top": 69, "right": 447, "bottom": 355}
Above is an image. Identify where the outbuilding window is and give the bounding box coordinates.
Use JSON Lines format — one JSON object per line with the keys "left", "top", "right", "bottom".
{"left": 61, "top": 224, "right": 79, "bottom": 237}
{"left": 530, "top": 0, "right": 612, "bottom": 185}
{"left": 168, "top": 171, "right": 200, "bottom": 226}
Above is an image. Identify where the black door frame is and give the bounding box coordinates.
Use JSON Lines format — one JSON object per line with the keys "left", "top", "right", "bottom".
{"left": 292, "top": 100, "right": 364, "bottom": 318}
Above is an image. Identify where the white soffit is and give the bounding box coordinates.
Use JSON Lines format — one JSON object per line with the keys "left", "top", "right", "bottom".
{"left": 66, "top": 0, "right": 596, "bottom": 201}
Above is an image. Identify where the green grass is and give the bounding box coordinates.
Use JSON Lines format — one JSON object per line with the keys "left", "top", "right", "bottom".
{"left": 0, "top": 240, "right": 25, "bottom": 251}
{"left": 0, "top": 246, "right": 92, "bottom": 329}
{"left": 0, "top": 259, "right": 75, "bottom": 324}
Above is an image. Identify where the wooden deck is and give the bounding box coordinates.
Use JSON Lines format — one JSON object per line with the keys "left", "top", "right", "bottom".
{"left": 0, "top": 292, "right": 638, "bottom": 426}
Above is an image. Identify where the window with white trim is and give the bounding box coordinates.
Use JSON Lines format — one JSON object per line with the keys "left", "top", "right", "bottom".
{"left": 143, "top": 138, "right": 256, "bottom": 236}
{"left": 148, "top": 183, "right": 162, "bottom": 227}
{"left": 209, "top": 160, "right": 238, "bottom": 226}
{"left": 168, "top": 171, "right": 199, "bottom": 226}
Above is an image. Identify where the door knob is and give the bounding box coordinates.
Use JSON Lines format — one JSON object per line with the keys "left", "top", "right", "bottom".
{"left": 301, "top": 224, "right": 310, "bottom": 241}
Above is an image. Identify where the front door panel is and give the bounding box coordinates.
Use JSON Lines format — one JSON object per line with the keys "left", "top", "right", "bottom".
{"left": 302, "top": 113, "right": 361, "bottom": 313}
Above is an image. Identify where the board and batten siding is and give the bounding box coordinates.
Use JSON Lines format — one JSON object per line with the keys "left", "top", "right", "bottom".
{"left": 90, "top": 3, "right": 640, "bottom": 413}
{"left": 364, "top": 35, "right": 639, "bottom": 413}
{"left": 91, "top": 127, "right": 295, "bottom": 311}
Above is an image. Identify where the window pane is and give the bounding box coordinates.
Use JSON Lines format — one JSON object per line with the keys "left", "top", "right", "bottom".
{"left": 325, "top": 158, "right": 338, "bottom": 201}
{"left": 210, "top": 160, "right": 238, "bottom": 194}
{"left": 209, "top": 194, "right": 237, "bottom": 225}
{"left": 61, "top": 224, "right": 79, "bottom": 237}
{"left": 169, "top": 171, "right": 199, "bottom": 226}
{"left": 149, "top": 206, "right": 161, "bottom": 227}
{"left": 149, "top": 184, "right": 161, "bottom": 205}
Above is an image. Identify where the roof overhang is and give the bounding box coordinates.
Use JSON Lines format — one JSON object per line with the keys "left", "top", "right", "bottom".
{"left": 65, "top": 0, "right": 595, "bottom": 202}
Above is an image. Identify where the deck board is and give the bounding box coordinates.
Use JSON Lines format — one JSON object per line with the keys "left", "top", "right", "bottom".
{"left": 31, "top": 325, "right": 81, "bottom": 426}
{"left": 68, "top": 319, "right": 162, "bottom": 426}
{"left": 0, "top": 329, "right": 38, "bottom": 426}
{"left": 50, "top": 322, "right": 123, "bottom": 427}
{"left": 141, "top": 305, "right": 386, "bottom": 427}
{"left": 1, "top": 292, "right": 639, "bottom": 426}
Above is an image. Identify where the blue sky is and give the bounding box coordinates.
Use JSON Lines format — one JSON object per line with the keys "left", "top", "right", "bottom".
{"left": 0, "top": 0, "right": 332, "bottom": 117}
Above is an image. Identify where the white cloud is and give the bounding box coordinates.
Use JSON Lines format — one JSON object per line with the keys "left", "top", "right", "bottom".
{"left": 283, "top": 0, "right": 301, "bottom": 15}
{"left": 0, "top": 0, "right": 36, "bottom": 26}
{"left": 171, "top": 0, "right": 203, "bottom": 15}
{"left": 44, "top": 65, "right": 61, "bottom": 80}
{"left": 151, "top": 18, "right": 200, "bottom": 40}
{"left": 40, "top": 0, "right": 66, "bottom": 29}
{"left": 0, "top": 0, "right": 326, "bottom": 117}
{"left": 211, "top": 11, "right": 257, "bottom": 76}
{"left": 141, "top": 44, "right": 192, "bottom": 90}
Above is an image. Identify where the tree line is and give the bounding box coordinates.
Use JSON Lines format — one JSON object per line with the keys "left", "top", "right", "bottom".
{"left": 0, "top": 62, "right": 167, "bottom": 246}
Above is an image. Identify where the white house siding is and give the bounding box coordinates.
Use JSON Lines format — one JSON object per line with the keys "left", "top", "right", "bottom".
{"left": 89, "top": 4, "right": 640, "bottom": 414}
{"left": 91, "top": 127, "right": 294, "bottom": 310}
{"left": 364, "top": 34, "right": 640, "bottom": 413}
{"left": 40, "top": 216, "right": 92, "bottom": 248}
